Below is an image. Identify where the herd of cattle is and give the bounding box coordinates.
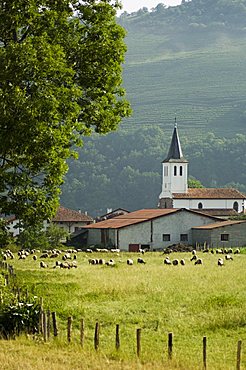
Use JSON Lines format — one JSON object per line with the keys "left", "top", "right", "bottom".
{"left": 1, "top": 246, "right": 242, "bottom": 269}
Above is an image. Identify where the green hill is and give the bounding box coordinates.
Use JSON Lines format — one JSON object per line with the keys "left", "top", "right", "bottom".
{"left": 119, "top": 0, "right": 246, "bottom": 137}
{"left": 60, "top": 0, "right": 246, "bottom": 216}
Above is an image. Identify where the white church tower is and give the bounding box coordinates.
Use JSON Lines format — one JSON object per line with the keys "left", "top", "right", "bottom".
{"left": 159, "top": 121, "right": 188, "bottom": 208}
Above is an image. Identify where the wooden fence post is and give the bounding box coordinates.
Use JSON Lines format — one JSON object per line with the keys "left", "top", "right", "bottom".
{"left": 203, "top": 336, "right": 207, "bottom": 369}
{"left": 136, "top": 328, "right": 141, "bottom": 357}
{"left": 43, "top": 312, "right": 47, "bottom": 342}
{"left": 67, "top": 316, "right": 72, "bottom": 343}
{"left": 237, "top": 340, "right": 242, "bottom": 370}
{"left": 80, "top": 319, "right": 84, "bottom": 347}
{"left": 47, "top": 310, "right": 50, "bottom": 340}
{"left": 116, "top": 324, "right": 120, "bottom": 351}
{"left": 94, "top": 322, "right": 100, "bottom": 350}
{"left": 39, "top": 297, "right": 43, "bottom": 334}
{"left": 52, "top": 312, "right": 58, "bottom": 337}
{"left": 168, "top": 332, "right": 173, "bottom": 360}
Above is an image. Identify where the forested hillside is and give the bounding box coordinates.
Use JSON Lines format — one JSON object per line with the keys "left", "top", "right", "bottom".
{"left": 60, "top": 0, "right": 246, "bottom": 216}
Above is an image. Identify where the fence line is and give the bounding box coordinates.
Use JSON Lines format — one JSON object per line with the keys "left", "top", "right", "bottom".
{"left": 37, "top": 312, "right": 243, "bottom": 369}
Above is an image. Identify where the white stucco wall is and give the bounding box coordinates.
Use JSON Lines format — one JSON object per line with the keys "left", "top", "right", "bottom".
{"left": 151, "top": 211, "right": 218, "bottom": 248}
{"left": 160, "top": 162, "right": 188, "bottom": 198}
{"left": 118, "top": 222, "right": 151, "bottom": 250}
{"left": 173, "top": 198, "right": 245, "bottom": 213}
{"left": 117, "top": 210, "right": 219, "bottom": 251}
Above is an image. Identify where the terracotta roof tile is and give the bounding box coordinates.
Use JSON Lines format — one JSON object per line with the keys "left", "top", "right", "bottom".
{"left": 85, "top": 208, "right": 219, "bottom": 230}
{"left": 173, "top": 188, "right": 246, "bottom": 199}
{"left": 192, "top": 220, "right": 246, "bottom": 230}
{"left": 86, "top": 209, "right": 178, "bottom": 229}
{"left": 192, "top": 209, "right": 238, "bottom": 216}
{"left": 53, "top": 206, "right": 93, "bottom": 222}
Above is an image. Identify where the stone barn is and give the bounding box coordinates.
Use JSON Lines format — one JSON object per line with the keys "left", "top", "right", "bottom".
{"left": 85, "top": 208, "right": 221, "bottom": 251}
{"left": 192, "top": 220, "right": 246, "bottom": 248}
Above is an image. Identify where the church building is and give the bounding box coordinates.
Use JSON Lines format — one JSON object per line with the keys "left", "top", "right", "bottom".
{"left": 159, "top": 123, "right": 246, "bottom": 215}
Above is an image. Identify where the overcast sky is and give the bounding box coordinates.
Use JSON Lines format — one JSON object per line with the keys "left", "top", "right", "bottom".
{"left": 120, "top": 0, "right": 182, "bottom": 13}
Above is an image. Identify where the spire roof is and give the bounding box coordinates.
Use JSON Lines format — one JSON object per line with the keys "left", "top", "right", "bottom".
{"left": 163, "top": 122, "right": 187, "bottom": 163}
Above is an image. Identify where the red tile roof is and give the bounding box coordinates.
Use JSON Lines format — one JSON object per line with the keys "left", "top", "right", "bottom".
{"left": 86, "top": 209, "right": 178, "bottom": 229}
{"left": 191, "top": 209, "right": 238, "bottom": 216}
{"left": 85, "top": 208, "right": 219, "bottom": 230}
{"left": 173, "top": 188, "right": 246, "bottom": 199}
{"left": 192, "top": 220, "right": 246, "bottom": 230}
{"left": 53, "top": 206, "right": 93, "bottom": 223}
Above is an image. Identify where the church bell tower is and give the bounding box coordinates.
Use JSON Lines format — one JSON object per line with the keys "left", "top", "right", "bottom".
{"left": 159, "top": 121, "right": 188, "bottom": 208}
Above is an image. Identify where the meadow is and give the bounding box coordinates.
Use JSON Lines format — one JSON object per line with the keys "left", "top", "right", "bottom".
{"left": 1, "top": 249, "right": 245, "bottom": 369}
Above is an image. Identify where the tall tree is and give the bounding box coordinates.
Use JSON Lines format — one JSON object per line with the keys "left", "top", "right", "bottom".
{"left": 0, "top": 0, "right": 131, "bottom": 226}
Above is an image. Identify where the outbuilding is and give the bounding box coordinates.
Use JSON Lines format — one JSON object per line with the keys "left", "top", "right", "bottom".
{"left": 192, "top": 220, "right": 246, "bottom": 248}
{"left": 85, "top": 208, "right": 221, "bottom": 251}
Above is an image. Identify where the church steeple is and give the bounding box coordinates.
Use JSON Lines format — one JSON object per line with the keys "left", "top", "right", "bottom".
{"left": 163, "top": 120, "right": 186, "bottom": 162}
{"left": 159, "top": 121, "right": 188, "bottom": 207}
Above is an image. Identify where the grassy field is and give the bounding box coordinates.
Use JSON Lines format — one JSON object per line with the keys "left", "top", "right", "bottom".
{"left": 1, "top": 249, "right": 245, "bottom": 369}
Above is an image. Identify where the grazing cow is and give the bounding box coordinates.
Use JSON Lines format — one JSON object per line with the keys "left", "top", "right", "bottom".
{"left": 127, "top": 259, "right": 134, "bottom": 265}
{"left": 180, "top": 259, "right": 186, "bottom": 266}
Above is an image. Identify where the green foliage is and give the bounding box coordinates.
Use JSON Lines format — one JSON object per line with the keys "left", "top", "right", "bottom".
{"left": 17, "top": 224, "right": 49, "bottom": 250}
{"left": 0, "top": 267, "right": 41, "bottom": 339}
{"left": 188, "top": 176, "right": 204, "bottom": 188}
{"left": 0, "top": 294, "right": 40, "bottom": 339}
{"left": 46, "top": 224, "right": 69, "bottom": 248}
{"left": 0, "top": 0, "right": 131, "bottom": 227}
{"left": 0, "top": 219, "right": 14, "bottom": 248}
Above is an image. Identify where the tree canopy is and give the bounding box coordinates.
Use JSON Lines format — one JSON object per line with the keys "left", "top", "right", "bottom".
{"left": 0, "top": 0, "right": 131, "bottom": 226}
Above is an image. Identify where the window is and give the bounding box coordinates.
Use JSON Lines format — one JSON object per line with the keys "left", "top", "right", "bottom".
{"left": 233, "top": 201, "right": 239, "bottom": 212}
{"left": 174, "top": 166, "right": 177, "bottom": 176}
{"left": 163, "top": 234, "right": 171, "bottom": 241}
{"left": 180, "top": 166, "right": 183, "bottom": 176}
{"left": 198, "top": 202, "right": 203, "bottom": 209}
{"left": 221, "top": 234, "right": 229, "bottom": 241}
{"left": 180, "top": 234, "right": 188, "bottom": 242}
{"left": 164, "top": 166, "right": 168, "bottom": 177}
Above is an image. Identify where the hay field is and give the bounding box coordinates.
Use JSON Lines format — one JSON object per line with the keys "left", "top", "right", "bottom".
{"left": 1, "top": 250, "right": 246, "bottom": 369}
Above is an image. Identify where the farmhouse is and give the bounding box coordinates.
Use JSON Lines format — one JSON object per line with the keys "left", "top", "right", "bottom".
{"left": 3, "top": 206, "right": 93, "bottom": 237}
{"left": 52, "top": 206, "right": 93, "bottom": 233}
{"left": 85, "top": 208, "right": 222, "bottom": 251}
{"left": 192, "top": 220, "right": 246, "bottom": 248}
{"left": 158, "top": 122, "right": 246, "bottom": 215}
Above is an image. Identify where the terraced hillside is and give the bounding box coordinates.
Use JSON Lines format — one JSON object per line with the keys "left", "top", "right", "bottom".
{"left": 119, "top": 2, "right": 246, "bottom": 137}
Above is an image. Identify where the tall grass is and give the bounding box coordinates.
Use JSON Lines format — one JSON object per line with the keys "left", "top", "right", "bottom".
{"left": 1, "top": 251, "right": 245, "bottom": 369}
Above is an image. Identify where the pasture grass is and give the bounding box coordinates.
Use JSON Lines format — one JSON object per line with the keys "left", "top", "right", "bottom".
{"left": 1, "top": 250, "right": 246, "bottom": 369}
